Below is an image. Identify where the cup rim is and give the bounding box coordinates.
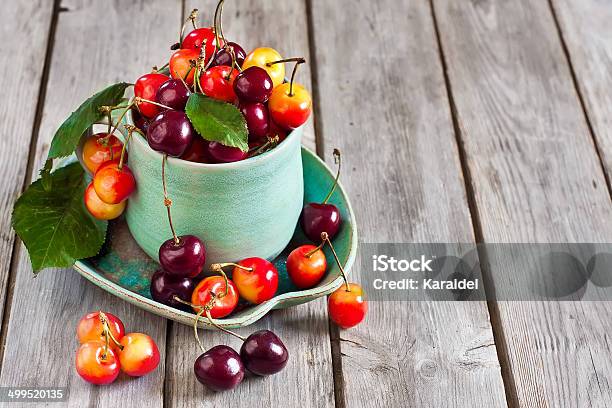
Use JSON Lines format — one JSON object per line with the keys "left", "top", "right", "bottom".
{"left": 126, "top": 109, "right": 302, "bottom": 171}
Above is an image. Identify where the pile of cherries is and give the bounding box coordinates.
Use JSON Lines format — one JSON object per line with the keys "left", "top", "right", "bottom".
{"left": 79, "top": 0, "right": 366, "bottom": 392}
{"left": 75, "top": 311, "right": 160, "bottom": 385}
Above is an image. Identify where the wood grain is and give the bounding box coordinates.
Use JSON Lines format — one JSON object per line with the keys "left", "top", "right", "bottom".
{"left": 550, "top": 0, "right": 612, "bottom": 191}
{"left": 433, "top": 0, "right": 612, "bottom": 406}
{"left": 308, "top": 0, "right": 507, "bottom": 407}
{"left": 0, "top": 0, "right": 55, "bottom": 334}
{"left": 162, "top": 2, "right": 334, "bottom": 407}
{"left": 0, "top": 1, "right": 182, "bottom": 406}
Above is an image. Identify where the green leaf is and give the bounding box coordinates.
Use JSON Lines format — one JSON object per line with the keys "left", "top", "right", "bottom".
{"left": 47, "top": 82, "right": 131, "bottom": 159}
{"left": 185, "top": 93, "right": 249, "bottom": 152}
{"left": 12, "top": 162, "right": 107, "bottom": 272}
{"left": 39, "top": 159, "right": 53, "bottom": 191}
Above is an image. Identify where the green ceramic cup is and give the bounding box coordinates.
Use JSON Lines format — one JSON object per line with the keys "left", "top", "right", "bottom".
{"left": 125, "top": 118, "right": 304, "bottom": 267}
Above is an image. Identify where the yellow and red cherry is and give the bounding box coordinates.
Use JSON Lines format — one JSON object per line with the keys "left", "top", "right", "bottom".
{"left": 232, "top": 258, "right": 279, "bottom": 304}
{"left": 169, "top": 48, "right": 200, "bottom": 86}
{"left": 200, "top": 65, "right": 238, "bottom": 103}
{"left": 328, "top": 283, "right": 367, "bottom": 329}
{"left": 286, "top": 245, "right": 327, "bottom": 289}
{"left": 302, "top": 149, "right": 342, "bottom": 241}
{"left": 181, "top": 27, "right": 217, "bottom": 61}
{"left": 118, "top": 333, "right": 160, "bottom": 377}
{"left": 134, "top": 72, "right": 170, "bottom": 118}
{"left": 81, "top": 133, "right": 124, "bottom": 174}
{"left": 93, "top": 160, "right": 136, "bottom": 204}
{"left": 84, "top": 182, "right": 126, "bottom": 220}
{"left": 191, "top": 276, "right": 238, "bottom": 318}
{"left": 75, "top": 341, "right": 120, "bottom": 385}
{"left": 269, "top": 82, "right": 312, "bottom": 130}
{"left": 242, "top": 47, "right": 285, "bottom": 88}
{"left": 77, "top": 311, "right": 125, "bottom": 351}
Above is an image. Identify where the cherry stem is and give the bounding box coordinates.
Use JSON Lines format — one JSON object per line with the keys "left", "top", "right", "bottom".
{"left": 180, "top": 9, "right": 199, "bottom": 47}
{"left": 98, "top": 311, "right": 124, "bottom": 359}
{"left": 213, "top": 0, "right": 225, "bottom": 50}
{"left": 193, "top": 307, "right": 207, "bottom": 353}
{"left": 210, "top": 265, "right": 235, "bottom": 298}
{"left": 289, "top": 59, "right": 305, "bottom": 96}
{"left": 161, "top": 154, "right": 180, "bottom": 245}
{"left": 321, "top": 232, "right": 351, "bottom": 292}
{"left": 106, "top": 101, "right": 136, "bottom": 144}
{"left": 305, "top": 240, "right": 325, "bottom": 258}
{"left": 205, "top": 309, "right": 246, "bottom": 341}
{"left": 117, "top": 126, "right": 135, "bottom": 170}
{"left": 249, "top": 135, "right": 280, "bottom": 157}
{"left": 211, "top": 262, "right": 253, "bottom": 272}
{"left": 322, "top": 149, "right": 341, "bottom": 204}
{"left": 134, "top": 97, "right": 173, "bottom": 111}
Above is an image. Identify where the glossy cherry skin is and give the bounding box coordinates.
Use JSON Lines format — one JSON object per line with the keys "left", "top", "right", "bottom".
{"left": 118, "top": 333, "right": 160, "bottom": 377}
{"left": 233, "top": 66, "right": 273, "bottom": 103}
{"left": 239, "top": 102, "right": 269, "bottom": 141}
{"left": 328, "top": 283, "right": 367, "bottom": 329}
{"left": 147, "top": 110, "right": 195, "bottom": 157}
{"left": 201, "top": 66, "right": 238, "bottom": 103}
{"left": 194, "top": 345, "right": 244, "bottom": 391}
{"left": 131, "top": 107, "right": 149, "bottom": 133}
{"left": 156, "top": 78, "right": 191, "bottom": 111}
{"left": 81, "top": 133, "right": 124, "bottom": 174}
{"left": 93, "top": 160, "right": 136, "bottom": 204}
{"left": 134, "top": 73, "right": 169, "bottom": 118}
{"left": 169, "top": 48, "right": 200, "bottom": 86}
{"left": 158, "top": 235, "right": 206, "bottom": 278}
{"left": 302, "top": 203, "right": 341, "bottom": 242}
{"left": 240, "top": 330, "right": 288, "bottom": 376}
{"left": 242, "top": 47, "right": 285, "bottom": 88}
{"left": 191, "top": 276, "right": 239, "bottom": 318}
{"left": 75, "top": 341, "right": 120, "bottom": 385}
{"left": 150, "top": 270, "right": 196, "bottom": 311}
{"left": 233, "top": 257, "right": 278, "bottom": 304}
{"left": 213, "top": 42, "right": 246, "bottom": 67}
{"left": 269, "top": 83, "right": 312, "bottom": 130}
{"left": 84, "top": 182, "right": 126, "bottom": 220}
{"left": 286, "top": 245, "right": 327, "bottom": 289}
{"left": 181, "top": 27, "right": 217, "bottom": 62}
{"left": 180, "top": 137, "right": 215, "bottom": 163}
{"left": 207, "top": 141, "right": 248, "bottom": 163}
{"left": 77, "top": 311, "right": 125, "bottom": 353}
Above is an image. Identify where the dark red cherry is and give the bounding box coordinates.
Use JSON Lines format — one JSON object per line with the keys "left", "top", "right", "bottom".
{"left": 150, "top": 270, "right": 196, "bottom": 311}
{"left": 240, "top": 330, "right": 288, "bottom": 376}
{"left": 131, "top": 108, "right": 149, "bottom": 133}
{"left": 156, "top": 79, "right": 191, "bottom": 111}
{"left": 194, "top": 345, "right": 245, "bottom": 391}
{"left": 207, "top": 142, "right": 248, "bottom": 163}
{"left": 147, "top": 110, "right": 194, "bottom": 157}
{"left": 158, "top": 235, "right": 206, "bottom": 278}
{"left": 180, "top": 137, "right": 215, "bottom": 163}
{"left": 302, "top": 203, "right": 341, "bottom": 242}
{"left": 233, "top": 66, "right": 273, "bottom": 103}
{"left": 213, "top": 42, "right": 246, "bottom": 67}
{"left": 239, "top": 102, "right": 269, "bottom": 141}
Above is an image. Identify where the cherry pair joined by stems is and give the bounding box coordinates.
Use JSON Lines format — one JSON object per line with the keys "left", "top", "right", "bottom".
{"left": 302, "top": 149, "right": 342, "bottom": 241}
{"left": 214, "top": 259, "right": 279, "bottom": 305}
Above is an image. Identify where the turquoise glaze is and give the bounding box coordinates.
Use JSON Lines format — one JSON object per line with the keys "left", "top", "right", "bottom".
{"left": 73, "top": 148, "right": 358, "bottom": 329}
{"left": 125, "top": 120, "right": 304, "bottom": 267}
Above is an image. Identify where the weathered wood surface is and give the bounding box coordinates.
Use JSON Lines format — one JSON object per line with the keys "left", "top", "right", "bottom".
{"left": 433, "top": 0, "right": 612, "bottom": 406}
{"left": 551, "top": 0, "right": 612, "bottom": 189}
{"left": 0, "top": 0, "right": 55, "bottom": 339}
{"left": 0, "top": 1, "right": 182, "bottom": 406}
{"left": 308, "top": 0, "right": 507, "bottom": 407}
{"left": 163, "top": 2, "right": 334, "bottom": 407}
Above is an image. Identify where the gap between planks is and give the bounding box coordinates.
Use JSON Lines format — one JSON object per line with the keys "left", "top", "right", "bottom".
{"left": 428, "top": 0, "right": 517, "bottom": 407}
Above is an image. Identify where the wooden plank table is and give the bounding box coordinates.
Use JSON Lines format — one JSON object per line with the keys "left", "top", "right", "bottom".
{"left": 0, "top": 0, "right": 610, "bottom": 406}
